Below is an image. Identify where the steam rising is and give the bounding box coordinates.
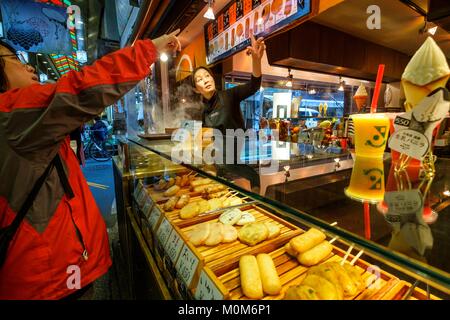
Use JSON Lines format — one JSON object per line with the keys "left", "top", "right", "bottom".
{"left": 165, "top": 80, "right": 204, "bottom": 128}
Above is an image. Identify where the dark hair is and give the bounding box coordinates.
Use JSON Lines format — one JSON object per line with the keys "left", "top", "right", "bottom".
{"left": 0, "top": 40, "right": 17, "bottom": 93}
{"left": 191, "top": 66, "right": 214, "bottom": 88}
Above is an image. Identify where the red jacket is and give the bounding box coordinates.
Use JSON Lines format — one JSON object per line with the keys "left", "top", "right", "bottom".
{"left": 0, "top": 40, "right": 157, "bottom": 299}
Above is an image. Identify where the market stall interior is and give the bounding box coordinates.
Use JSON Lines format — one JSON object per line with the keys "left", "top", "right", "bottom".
{"left": 2, "top": 0, "right": 449, "bottom": 300}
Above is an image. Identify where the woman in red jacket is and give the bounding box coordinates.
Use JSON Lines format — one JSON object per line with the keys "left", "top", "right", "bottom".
{"left": 0, "top": 30, "right": 180, "bottom": 299}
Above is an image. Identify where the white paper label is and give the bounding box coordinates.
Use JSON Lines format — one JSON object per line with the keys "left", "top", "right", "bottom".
{"left": 156, "top": 217, "right": 173, "bottom": 248}
{"left": 148, "top": 206, "right": 162, "bottom": 231}
{"left": 175, "top": 244, "right": 200, "bottom": 287}
{"left": 134, "top": 181, "right": 143, "bottom": 201}
{"left": 195, "top": 269, "right": 224, "bottom": 300}
{"left": 165, "top": 229, "right": 184, "bottom": 264}
{"left": 388, "top": 129, "right": 429, "bottom": 160}
{"left": 137, "top": 188, "right": 148, "bottom": 208}
{"left": 142, "top": 198, "right": 153, "bottom": 219}
{"left": 384, "top": 190, "right": 423, "bottom": 216}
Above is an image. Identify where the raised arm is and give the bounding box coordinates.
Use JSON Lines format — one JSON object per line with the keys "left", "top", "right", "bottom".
{"left": 3, "top": 30, "right": 181, "bottom": 161}
{"left": 228, "top": 35, "right": 265, "bottom": 104}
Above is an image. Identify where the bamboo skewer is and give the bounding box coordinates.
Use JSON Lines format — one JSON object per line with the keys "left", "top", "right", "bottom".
{"left": 329, "top": 236, "right": 338, "bottom": 244}
{"left": 87, "top": 181, "right": 109, "bottom": 190}
{"left": 341, "top": 245, "right": 354, "bottom": 265}
{"left": 350, "top": 249, "right": 364, "bottom": 266}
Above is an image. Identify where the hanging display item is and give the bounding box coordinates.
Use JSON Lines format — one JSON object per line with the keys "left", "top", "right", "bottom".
{"left": 205, "top": 0, "right": 311, "bottom": 65}
{"left": 0, "top": 0, "right": 72, "bottom": 54}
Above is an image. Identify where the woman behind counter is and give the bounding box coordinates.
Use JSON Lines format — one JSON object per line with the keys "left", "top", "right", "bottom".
{"left": 191, "top": 34, "right": 265, "bottom": 133}
{"left": 190, "top": 34, "right": 266, "bottom": 192}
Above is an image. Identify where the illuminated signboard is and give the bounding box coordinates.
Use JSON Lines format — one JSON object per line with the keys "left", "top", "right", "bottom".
{"left": 0, "top": 0, "right": 72, "bottom": 54}
{"left": 204, "top": 0, "right": 311, "bottom": 65}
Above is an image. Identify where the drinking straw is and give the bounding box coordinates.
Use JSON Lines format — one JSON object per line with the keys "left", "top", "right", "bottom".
{"left": 363, "top": 64, "right": 385, "bottom": 239}
{"left": 370, "top": 64, "right": 385, "bottom": 114}
{"left": 364, "top": 202, "right": 371, "bottom": 239}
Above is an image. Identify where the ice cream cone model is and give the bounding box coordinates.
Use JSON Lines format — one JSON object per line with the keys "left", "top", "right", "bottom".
{"left": 353, "top": 84, "right": 368, "bottom": 112}
{"left": 401, "top": 37, "right": 450, "bottom": 111}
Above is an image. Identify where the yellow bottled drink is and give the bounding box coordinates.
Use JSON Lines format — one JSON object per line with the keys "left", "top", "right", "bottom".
{"left": 350, "top": 113, "right": 389, "bottom": 158}
{"left": 345, "top": 156, "right": 385, "bottom": 203}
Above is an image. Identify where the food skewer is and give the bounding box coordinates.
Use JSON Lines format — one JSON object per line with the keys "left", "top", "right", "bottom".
{"left": 329, "top": 236, "right": 338, "bottom": 244}
{"left": 350, "top": 249, "right": 364, "bottom": 266}
{"left": 340, "top": 245, "right": 354, "bottom": 265}
{"left": 401, "top": 280, "right": 419, "bottom": 300}
{"left": 198, "top": 200, "right": 257, "bottom": 217}
{"left": 326, "top": 222, "right": 339, "bottom": 244}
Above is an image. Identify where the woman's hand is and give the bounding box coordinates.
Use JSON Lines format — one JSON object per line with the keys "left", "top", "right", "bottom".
{"left": 152, "top": 29, "right": 182, "bottom": 55}
{"left": 246, "top": 33, "right": 265, "bottom": 61}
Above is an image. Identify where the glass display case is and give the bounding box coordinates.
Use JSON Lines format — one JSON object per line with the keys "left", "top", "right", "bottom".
{"left": 113, "top": 136, "right": 450, "bottom": 300}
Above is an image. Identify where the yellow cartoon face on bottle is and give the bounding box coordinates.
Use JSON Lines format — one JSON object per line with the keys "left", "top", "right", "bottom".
{"left": 365, "top": 125, "right": 388, "bottom": 148}
{"left": 351, "top": 114, "right": 390, "bottom": 158}
{"left": 345, "top": 156, "right": 385, "bottom": 203}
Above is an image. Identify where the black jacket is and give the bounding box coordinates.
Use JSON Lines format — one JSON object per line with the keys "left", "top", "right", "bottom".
{"left": 202, "top": 75, "right": 261, "bottom": 133}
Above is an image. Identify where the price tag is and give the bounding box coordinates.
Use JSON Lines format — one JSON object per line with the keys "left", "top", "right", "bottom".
{"left": 389, "top": 129, "right": 429, "bottom": 160}
{"left": 175, "top": 243, "right": 200, "bottom": 288}
{"left": 195, "top": 269, "right": 224, "bottom": 300}
{"left": 156, "top": 217, "right": 173, "bottom": 248}
{"left": 165, "top": 228, "right": 184, "bottom": 264}
{"left": 137, "top": 188, "right": 148, "bottom": 208}
{"left": 142, "top": 198, "right": 153, "bottom": 219}
{"left": 133, "top": 181, "right": 143, "bottom": 201}
{"left": 384, "top": 190, "right": 423, "bottom": 223}
{"left": 148, "top": 206, "right": 162, "bottom": 231}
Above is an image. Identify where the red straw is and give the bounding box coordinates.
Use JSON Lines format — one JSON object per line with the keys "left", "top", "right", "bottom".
{"left": 364, "top": 202, "right": 371, "bottom": 239}
{"left": 363, "top": 64, "right": 385, "bottom": 235}
{"left": 370, "top": 64, "right": 385, "bottom": 113}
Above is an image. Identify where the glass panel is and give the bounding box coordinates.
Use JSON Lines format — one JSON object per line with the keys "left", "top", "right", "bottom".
{"left": 125, "top": 136, "right": 450, "bottom": 295}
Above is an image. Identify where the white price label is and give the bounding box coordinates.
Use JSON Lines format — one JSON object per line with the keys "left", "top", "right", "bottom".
{"left": 384, "top": 190, "right": 423, "bottom": 221}
{"left": 165, "top": 229, "right": 184, "bottom": 264}
{"left": 388, "top": 129, "right": 429, "bottom": 160}
{"left": 134, "top": 181, "right": 143, "bottom": 201}
{"left": 195, "top": 269, "right": 224, "bottom": 300}
{"left": 142, "top": 198, "right": 153, "bottom": 218}
{"left": 136, "top": 188, "right": 146, "bottom": 207}
{"left": 156, "top": 217, "right": 173, "bottom": 248}
{"left": 148, "top": 206, "right": 162, "bottom": 231}
{"left": 175, "top": 244, "right": 200, "bottom": 288}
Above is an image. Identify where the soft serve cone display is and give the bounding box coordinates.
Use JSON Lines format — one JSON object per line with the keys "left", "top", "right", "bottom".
{"left": 353, "top": 84, "right": 368, "bottom": 111}
{"left": 401, "top": 37, "right": 450, "bottom": 111}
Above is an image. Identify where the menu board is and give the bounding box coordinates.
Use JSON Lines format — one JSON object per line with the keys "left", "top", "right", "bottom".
{"left": 205, "top": 0, "right": 311, "bottom": 64}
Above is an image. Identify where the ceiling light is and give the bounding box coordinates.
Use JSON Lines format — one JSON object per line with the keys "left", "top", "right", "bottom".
{"left": 43, "top": 61, "right": 48, "bottom": 64}
{"left": 308, "top": 88, "right": 316, "bottom": 95}
{"left": 443, "top": 190, "right": 450, "bottom": 197}
{"left": 428, "top": 26, "right": 437, "bottom": 35}
{"left": 285, "top": 68, "right": 293, "bottom": 88}
{"left": 419, "top": 17, "right": 438, "bottom": 36}
{"left": 160, "top": 52, "right": 168, "bottom": 62}
{"left": 203, "top": 0, "right": 215, "bottom": 20}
